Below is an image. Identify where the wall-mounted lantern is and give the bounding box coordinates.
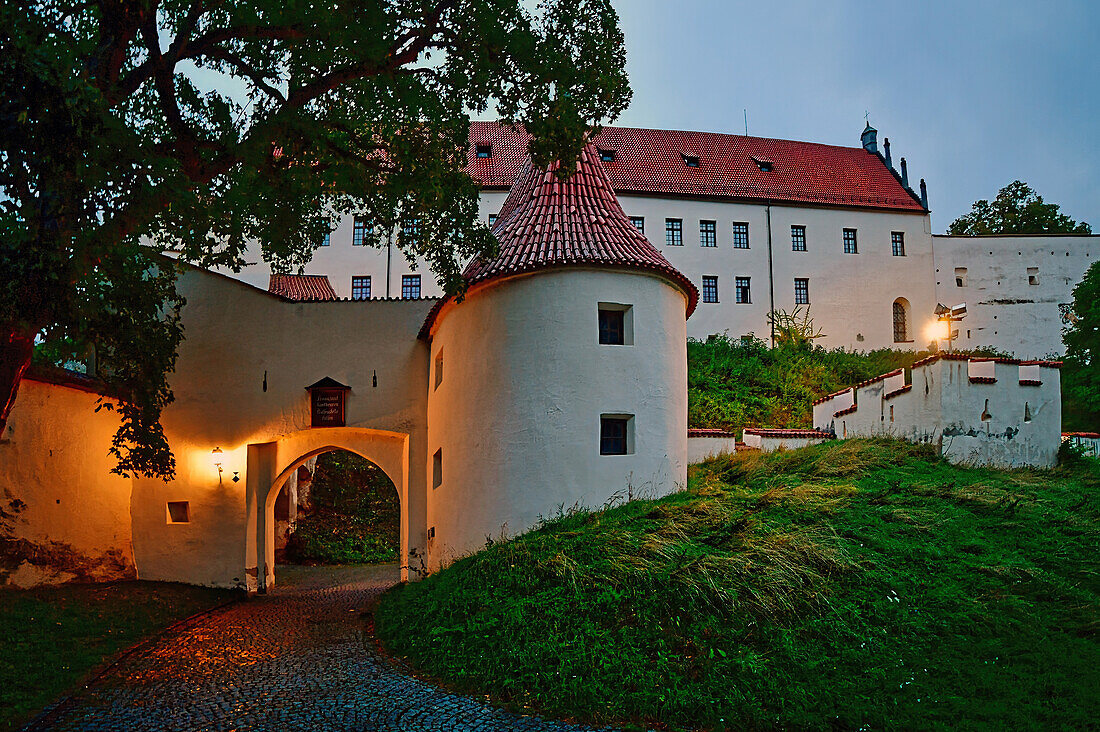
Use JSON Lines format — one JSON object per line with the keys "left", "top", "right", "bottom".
{"left": 306, "top": 377, "right": 351, "bottom": 428}
{"left": 211, "top": 447, "right": 224, "bottom": 481}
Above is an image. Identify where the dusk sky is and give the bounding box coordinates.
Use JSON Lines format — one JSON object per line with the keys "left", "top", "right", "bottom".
{"left": 606, "top": 0, "right": 1099, "bottom": 232}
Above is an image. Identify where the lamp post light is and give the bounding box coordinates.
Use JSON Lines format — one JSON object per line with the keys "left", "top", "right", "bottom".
{"left": 935, "top": 303, "right": 967, "bottom": 352}
{"left": 211, "top": 447, "right": 224, "bottom": 482}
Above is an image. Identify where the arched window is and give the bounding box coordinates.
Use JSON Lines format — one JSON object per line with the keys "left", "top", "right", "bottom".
{"left": 892, "top": 298, "right": 911, "bottom": 343}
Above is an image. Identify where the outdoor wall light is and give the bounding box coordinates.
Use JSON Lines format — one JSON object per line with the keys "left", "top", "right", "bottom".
{"left": 211, "top": 447, "right": 224, "bottom": 479}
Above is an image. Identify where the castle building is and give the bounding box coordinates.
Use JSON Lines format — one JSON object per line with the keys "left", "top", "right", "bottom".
{"left": 219, "top": 122, "right": 1095, "bottom": 359}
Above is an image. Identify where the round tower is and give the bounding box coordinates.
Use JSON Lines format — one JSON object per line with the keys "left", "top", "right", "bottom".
{"left": 421, "top": 143, "right": 698, "bottom": 567}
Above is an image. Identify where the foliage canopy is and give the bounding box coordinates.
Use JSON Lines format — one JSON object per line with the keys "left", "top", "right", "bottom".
{"left": 947, "top": 180, "right": 1091, "bottom": 235}
{"left": 1062, "top": 260, "right": 1100, "bottom": 429}
{"left": 1, "top": 0, "right": 631, "bottom": 477}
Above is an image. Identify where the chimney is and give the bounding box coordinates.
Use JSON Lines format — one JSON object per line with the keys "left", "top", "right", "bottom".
{"left": 900, "top": 157, "right": 909, "bottom": 187}
{"left": 920, "top": 178, "right": 928, "bottom": 209}
{"left": 883, "top": 138, "right": 892, "bottom": 168}
{"left": 861, "top": 122, "right": 878, "bottom": 154}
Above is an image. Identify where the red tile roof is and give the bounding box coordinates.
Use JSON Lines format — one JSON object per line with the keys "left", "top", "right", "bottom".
{"left": 688, "top": 428, "right": 738, "bottom": 438}
{"left": 421, "top": 143, "right": 699, "bottom": 338}
{"left": 1064, "top": 432, "right": 1100, "bottom": 439}
{"left": 834, "top": 405, "right": 857, "bottom": 417}
{"left": 883, "top": 384, "right": 913, "bottom": 400}
{"left": 467, "top": 121, "right": 925, "bottom": 212}
{"left": 1019, "top": 379, "right": 1043, "bottom": 386}
{"left": 269, "top": 274, "right": 337, "bottom": 301}
{"left": 743, "top": 428, "right": 832, "bottom": 439}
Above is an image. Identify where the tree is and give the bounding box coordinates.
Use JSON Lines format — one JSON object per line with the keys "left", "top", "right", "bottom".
{"left": 948, "top": 180, "right": 1091, "bottom": 235}
{"left": 1062, "top": 261, "right": 1100, "bottom": 430}
{"left": 1, "top": 0, "right": 630, "bottom": 477}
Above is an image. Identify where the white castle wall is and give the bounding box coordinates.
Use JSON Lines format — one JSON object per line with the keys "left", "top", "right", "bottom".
{"left": 425, "top": 268, "right": 689, "bottom": 567}
{"left": 813, "top": 356, "right": 1061, "bottom": 467}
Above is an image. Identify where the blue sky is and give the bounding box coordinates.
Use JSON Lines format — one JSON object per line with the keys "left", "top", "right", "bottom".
{"left": 608, "top": 0, "right": 1099, "bottom": 232}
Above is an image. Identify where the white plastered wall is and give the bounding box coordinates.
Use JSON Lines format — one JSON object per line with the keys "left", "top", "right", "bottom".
{"left": 0, "top": 378, "right": 135, "bottom": 586}
{"left": 425, "top": 268, "right": 689, "bottom": 568}
{"left": 687, "top": 436, "right": 738, "bottom": 463}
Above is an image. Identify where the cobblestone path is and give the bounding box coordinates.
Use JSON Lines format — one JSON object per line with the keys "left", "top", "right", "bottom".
{"left": 28, "top": 564, "right": 616, "bottom": 731}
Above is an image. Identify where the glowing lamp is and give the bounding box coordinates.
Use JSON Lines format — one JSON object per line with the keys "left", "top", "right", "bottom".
{"left": 211, "top": 447, "right": 224, "bottom": 476}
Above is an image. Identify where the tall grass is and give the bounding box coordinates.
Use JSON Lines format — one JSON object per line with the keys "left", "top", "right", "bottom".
{"left": 376, "top": 440, "right": 1100, "bottom": 731}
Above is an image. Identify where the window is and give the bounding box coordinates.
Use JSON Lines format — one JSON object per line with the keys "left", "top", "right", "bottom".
{"left": 752, "top": 157, "right": 773, "bottom": 172}
{"left": 432, "top": 449, "right": 442, "bottom": 488}
{"left": 434, "top": 350, "right": 443, "bottom": 389}
{"left": 475, "top": 144, "right": 492, "bottom": 158}
{"left": 600, "top": 415, "right": 633, "bottom": 455}
{"left": 665, "top": 218, "right": 683, "bottom": 246}
{"left": 598, "top": 149, "right": 616, "bottom": 162}
{"left": 893, "top": 298, "right": 910, "bottom": 342}
{"left": 794, "top": 278, "right": 809, "bottom": 305}
{"left": 1028, "top": 267, "right": 1039, "bottom": 286}
{"left": 321, "top": 232, "right": 331, "bottom": 247}
{"left": 351, "top": 276, "right": 371, "bottom": 300}
{"left": 488, "top": 214, "right": 498, "bottom": 227}
{"left": 629, "top": 216, "right": 645, "bottom": 234}
{"left": 891, "top": 231, "right": 905, "bottom": 256}
{"left": 732, "top": 222, "right": 749, "bottom": 249}
{"left": 791, "top": 225, "right": 806, "bottom": 252}
{"left": 599, "top": 309, "right": 624, "bottom": 345}
{"left": 682, "top": 154, "right": 700, "bottom": 167}
{"left": 166, "top": 501, "right": 190, "bottom": 524}
{"left": 401, "top": 218, "right": 421, "bottom": 246}
{"left": 843, "top": 228, "right": 858, "bottom": 254}
{"left": 701, "top": 276, "right": 719, "bottom": 303}
{"left": 352, "top": 216, "right": 370, "bottom": 246}
{"left": 700, "top": 220, "right": 717, "bottom": 247}
{"left": 401, "top": 274, "right": 421, "bottom": 299}
{"left": 735, "top": 277, "right": 751, "bottom": 304}
{"left": 955, "top": 267, "right": 968, "bottom": 287}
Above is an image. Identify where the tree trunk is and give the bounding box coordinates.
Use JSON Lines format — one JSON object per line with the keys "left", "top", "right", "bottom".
{"left": 0, "top": 324, "right": 36, "bottom": 437}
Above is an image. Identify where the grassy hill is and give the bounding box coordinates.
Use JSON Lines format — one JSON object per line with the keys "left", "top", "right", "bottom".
{"left": 376, "top": 440, "right": 1100, "bottom": 731}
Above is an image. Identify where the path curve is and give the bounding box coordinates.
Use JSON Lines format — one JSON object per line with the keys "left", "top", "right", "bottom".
{"left": 27, "top": 565, "right": 616, "bottom": 731}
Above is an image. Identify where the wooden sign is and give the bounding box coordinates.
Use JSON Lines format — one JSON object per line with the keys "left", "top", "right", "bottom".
{"left": 306, "top": 377, "right": 350, "bottom": 428}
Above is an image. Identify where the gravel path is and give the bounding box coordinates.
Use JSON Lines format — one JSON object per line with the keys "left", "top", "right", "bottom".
{"left": 27, "top": 564, "right": 616, "bottom": 731}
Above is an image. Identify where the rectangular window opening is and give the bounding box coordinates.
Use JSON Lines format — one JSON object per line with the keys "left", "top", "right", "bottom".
{"left": 351, "top": 276, "right": 371, "bottom": 301}
{"left": 794, "top": 278, "right": 809, "bottom": 305}
{"left": 700, "top": 220, "right": 717, "bottom": 247}
{"left": 432, "top": 449, "right": 442, "bottom": 489}
{"left": 843, "top": 228, "right": 858, "bottom": 254}
{"left": 401, "top": 274, "right": 421, "bottom": 299}
{"left": 475, "top": 144, "right": 492, "bottom": 158}
{"left": 735, "top": 276, "right": 751, "bottom": 304}
{"left": 701, "top": 275, "right": 719, "bottom": 303}
{"left": 629, "top": 216, "right": 645, "bottom": 234}
{"left": 352, "top": 216, "right": 370, "bottom": 246}
{"left": 598, "top": 149, "right": 616, "bottom": 162}
{"left": 488, "top": 214, "right": 498, "bottom": 227}
{"left": 166, "top": 501, "right": 190, "bottom": 524}
{"left": 891, "top": 231, "right": 906, "bottom": 256}
{"left": 434, "top": 350, "right": 443, "bottom": 389}
{"left": 955, "top": 267, "right": 968, "bottom": 287}
{"left": 401, "top": 218, "right": 421, "bottom": 247}
{"left": 598, "top": 304, "right": 633, "bottom": 345}
{"left": 321, "top": 232, "right": 331, "bottom": 247}
{"left": 791, "top": 225, "right": 806, "bottom": 251}
{"left": 600, "top": 415, "right": 634, "bottom": 455}
{"left": 1027, "top": 267, "right": 1039, "bottom": 286}
{"left": 682, "top": 154, "right": 700, "bottom": 167}
{"left": 732, "top": 222, "right": 749, "bottom": 249}
{"left": 665, "top": 218, "right": 683, "bottom": 246}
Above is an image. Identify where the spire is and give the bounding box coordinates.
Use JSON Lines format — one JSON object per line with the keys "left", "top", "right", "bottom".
{"left": 464, "top": 142, "right": 698, "bottom": 314}
{"left": 861, "top": 121, "right": 878, "bottom": 154}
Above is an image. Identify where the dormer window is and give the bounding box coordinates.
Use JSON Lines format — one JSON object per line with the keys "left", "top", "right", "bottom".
{"left": 475, "top": 144, "right": 492, "bottom": 158}
{"left": 598, "top": 149, "right": 616, "bottom": 162}
{"left": 751, "top": 156, "right": 773, "bottom": 172}
{"left": 682, "top": 154, "right": 700, "bottom": 167}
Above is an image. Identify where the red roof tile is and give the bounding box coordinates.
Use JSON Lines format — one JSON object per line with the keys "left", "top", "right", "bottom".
{"left": 688, "top": 428, "right": 738, "bottom": 438}
{"left": 968, "top": 376, "right": 997, "bottom": 384}
{"left": 421, "top": 143, "right": 699, "bottom": 338}
{"left": 467, "top": 121, "right": 925, "bottom": 212}
{"left": 743, "top": 428, "right": 832, "bottom": 439}
{"left": 834, "top": 405, "right": 857, "bottom": 417}
{"left": 884, "top": 384, "right": 913, "bottom": 400}
{"left": 269, "top": 274, "right": 337, "bottom": 301}
{"left": 1019, "top": 379, "right": 1043, "bottom": 386}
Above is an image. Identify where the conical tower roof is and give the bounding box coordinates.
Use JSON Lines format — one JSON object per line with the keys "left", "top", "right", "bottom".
{"left": 466, "top": 143, "right": 698, "bottom": 312}
{"left": 419, "top": 142, "right": 698, "bottom": 339}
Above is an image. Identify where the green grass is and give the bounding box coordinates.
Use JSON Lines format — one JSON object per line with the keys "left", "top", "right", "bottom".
{"left": 287, "top": 451, "right": 400, "bottom": 565}
{"left": 0, "top": 581, "right": 236, "bottom": 729}
{"left": 376, "top": 439, "right": 1100, "bottom": 731}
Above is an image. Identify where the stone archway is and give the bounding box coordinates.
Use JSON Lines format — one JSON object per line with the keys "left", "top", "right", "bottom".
{"left": 245, "top": 427, "right": 410, "bottom": 593}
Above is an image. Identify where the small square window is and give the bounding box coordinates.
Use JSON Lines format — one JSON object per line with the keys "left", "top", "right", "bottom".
{"left": 682, "top": 154, "right": 700, "bottom": 167}
{"left": 791, "top": 225, "right": 807, "bottom": 251}
{"left": 752, "top": 156, "right": 774, "bottom": 172}
{"left": 794, "top": 278, "right": 809, "bottom": 305}
{"left": 665, "top": 219, "right": 683, "bottom": 246}
{"left": 843, "top": 228, "right": 858, "bottom": 254}
{"left": 955, "top": 267, "right": 968, "bottom": 287}
{"left": 401, "top": 274, "right": 421, "bottom": 299}
{"left": 629, "top": 216, "right": 645, "bottom": 234}
{"left": 891, "top": 231, "right": 905, "bottom": 256}
{"left": 732, "top": 222, "right": 749, "bottom": 249}
{"left": 598, "top": 149, "right": 616, "bottom": 162}
{"left": 599, "top": 309, "right": 624, "bottom": 345}
{"left": 475, "top": 144, "right": 492, "bottom": 158}
{"left": 432, "top": 449, "right": 442, "bottom": 488}
{"left": 701, "top": 275, "right": 719, "bottom": 303}
{"left": 699, "top": 220, "right": 716, "bottom": 247}
{"left": 434, "top": 350, "right": 443, "bottom": 389}
{"left": 488, "top": 214, "right": 498, "bottom": 227}
{"left": 321, "top": 232, "right": 331, "bottom": 247}
{"left": 166, "top": 501, "right": 190, "bottom": 524}
{"left": 600, "top": 415, "right": 634, "bottom": 455}
{"left": 401, "top": 218, "right": 421, "bottom": 247}
{"left": 351, "top": 276, "right": 371, "bottom": 300}
{"left": 735, "top": 277, "right": 751, "bottom": 304}
{"left": 1027, "top": 267, "right": 1039, "bottom": 286}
